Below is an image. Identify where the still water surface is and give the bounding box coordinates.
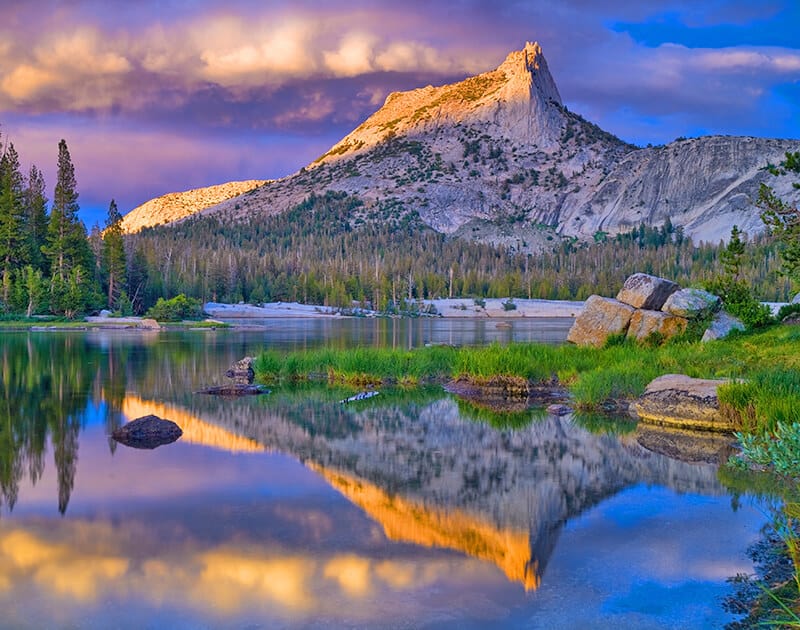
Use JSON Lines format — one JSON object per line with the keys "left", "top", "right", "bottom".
{"left": 0, "top": 320, "right": 766, "bottom": 628}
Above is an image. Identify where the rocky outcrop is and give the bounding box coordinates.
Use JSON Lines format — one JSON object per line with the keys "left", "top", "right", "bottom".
{"left": 120, "top": 180, "right": 268, "bottom": 234}
{"left": 566, "top": 295, "right": 634, "bottom": 347}
{"left": 626, "top": 309, "right": 687, "bottom": 343}
{"left": 701, "top": 311, "right": 745, "bottom": 342}
{"left": 632, "top": 374, "right": 735, "bottom": 432}
{"left": 111, "top": 414, "right": 183, "bottom": 449}
{"left": 225, "top": 356, "right": 255, "bottom": 384}
{"left": 616, "top": 273, "right": 678, "bottom": 310}
{"left": 662, "top": 288, "right": 721, "bottom": 318}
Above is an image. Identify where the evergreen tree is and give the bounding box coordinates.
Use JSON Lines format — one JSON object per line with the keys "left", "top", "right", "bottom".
{"left": 101, "top": 199, "right": 127, "bottom": 309}
{"left": 43, "top": 139, "right": 92, "bottom": 283}
{"left": 0, "top": 143, "right": 25, "bottom": 307}
{"left": 24, "top": 164, "right": 49, "bottom": 274}
{"left": 721, "top": 225, "right": 746, "bottom": 280}
{"left": 42, "top": 140, "right": 96, "bottom": 316}
{"left": 760, "top": 151, "right": 800, "bottom": 285}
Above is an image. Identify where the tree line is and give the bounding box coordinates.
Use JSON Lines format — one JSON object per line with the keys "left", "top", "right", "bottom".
{"left": 0, "top": 135, "right": 127, "bottom": 317}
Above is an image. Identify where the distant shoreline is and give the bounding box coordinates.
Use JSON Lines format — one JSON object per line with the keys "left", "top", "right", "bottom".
{"left": 203, "top": 299, "right": 585, "bottom": 320}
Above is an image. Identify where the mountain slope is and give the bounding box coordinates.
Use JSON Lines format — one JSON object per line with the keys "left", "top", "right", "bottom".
{"left": 124, "top": 42, "right": 800, "bottom": 247}
{"left": 120, "top": 179, "right": 267, "bottom": 233}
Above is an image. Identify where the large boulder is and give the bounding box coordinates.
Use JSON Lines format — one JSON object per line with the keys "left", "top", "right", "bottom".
{"left": 792, "top": 292, "right": 800, "bottom": 305}
{"left": 632, "top": 374, "right": 734, "bottom": 432}
{"left": 701, "top": 311, "right": 745, "bottom": 342}
{"left": 662, "top": 288, "right": 721, "bottom": 318}
{"left": 566, "top": 295, "right": 634, "bottom": 347}
{"left": 616, "top": 273, "right": 679, "bottom": 310}
{"left": 112, "top": 415, "right": 182, "bottom": 449}
{"left": 626, "top": 309, "right": 688, "bottom": 343}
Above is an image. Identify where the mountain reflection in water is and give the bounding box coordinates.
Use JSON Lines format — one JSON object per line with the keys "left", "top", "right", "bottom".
{"left": 0, "top": 330, "right": 763, "bottom": 628}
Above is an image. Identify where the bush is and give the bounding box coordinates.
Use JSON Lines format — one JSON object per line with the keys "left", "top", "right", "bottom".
{"left": 145, "top": 294, "right": 204, "bottom": 321}
{"left": 704, "top": 278, "right": 774, "bottom": 329}
{"left": 778, "top": 302, "right": 800, "bottom": 321}
{"left": 502, "top": 299, "right": 517, "bottom": 311}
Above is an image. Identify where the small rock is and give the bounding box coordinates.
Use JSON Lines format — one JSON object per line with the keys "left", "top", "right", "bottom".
{"left": 567, "top": 295, "right": 634, "bottom": 347}
{"left": 112, "top": 415, "right": 182, "bottom": 449}
{"left": 701, "top": 311, "right": 745, "bottom": 342}
{"left": 98, "top": 309, "right": 112, "bottom": 318}
{"left": 340, "top": 391, "right": 380, "bottom": 404}
{"left": 547, "top": 404, "right": 571, "bottom": 416}
{"left": 626, "top": 309, "right": 688, "bottom": 343}
{"left": 226, "top": 356, "right": 255, "bottom": 384}
{"left": 662, "top": 288, "right": 721, "bottom": 318}
{"left": 616, "top": 273, "right": 679, "bottom": 310}
{"left": 137, "top": 318, "right": 161, "bottom": 330}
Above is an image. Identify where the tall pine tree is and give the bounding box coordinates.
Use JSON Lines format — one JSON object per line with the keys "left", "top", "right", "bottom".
{"left": 24, "top": 164, "right": 49, "bottom": 274}
{"left": 42, "top": 139, "right": 95, "bottom": 315}
{"left": 0, "top": 143, "right": 25, "bottom": 307}
{"left": 101, "top": 199, "right": 127, "bottom": 309}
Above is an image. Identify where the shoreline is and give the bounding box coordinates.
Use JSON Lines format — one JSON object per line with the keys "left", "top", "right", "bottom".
{"left": 204, "top": 298, "right": 585, "bottom": 320}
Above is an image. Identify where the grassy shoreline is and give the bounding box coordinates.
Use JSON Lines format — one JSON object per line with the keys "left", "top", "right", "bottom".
{"left": 255, "top": 325, "right": 800, "bottom": 435}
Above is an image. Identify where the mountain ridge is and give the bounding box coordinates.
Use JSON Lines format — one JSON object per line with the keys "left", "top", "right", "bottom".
{"left": 122, "top": 42, "right": 800, "bottom": 248}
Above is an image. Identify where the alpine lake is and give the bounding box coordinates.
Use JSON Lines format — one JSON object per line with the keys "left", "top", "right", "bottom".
{"left": 0, "top": 317, "right": 773, "bottom": 629}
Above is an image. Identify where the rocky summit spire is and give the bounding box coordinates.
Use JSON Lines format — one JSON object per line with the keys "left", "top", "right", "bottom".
{"left": 313, "top": 41, "right": 568, "bottom": 165}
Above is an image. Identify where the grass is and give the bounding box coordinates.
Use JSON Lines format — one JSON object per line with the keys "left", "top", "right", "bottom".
{"left": 254, "top": 325, "right": 800, "bottom": 437}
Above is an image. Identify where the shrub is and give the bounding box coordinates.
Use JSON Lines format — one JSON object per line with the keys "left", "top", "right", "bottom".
{"left": 704, "top": 278, "right": 774, "bottom": 329}
{"left": 502, "top": 299, "right": 517, "bottom": 311}
{"left": 145, "top": 294, "right": 204, "bottom": 322}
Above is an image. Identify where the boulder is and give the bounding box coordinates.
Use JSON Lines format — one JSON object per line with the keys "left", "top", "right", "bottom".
{"left": 616, "top": 273, "right": 679, "bottom": 310}
{"left": 567, "top": 295, "right": 634, "bottom": 347}
{"left": 226, "top": 356, "right": 255, "bottom": 384}
{"left": 137, "top": 318, "right": 161, "bottom": 330}
{"left": 662, "top": 288, "right": 721, "bottom": 318}
{"left": 635, "top": 426, "right": 737, "bottom": 464}
{"left": 632, "top": 374, "right": 734, "bottom": 432}
{"left": 112, "top": 415, "right": 182, "bottom": 449}
{"left": 701, "top": 311, "right": 745, "bottom": 342}
{"left": 626, "top": 309, "right": 688, "bottom": 343}
{"left": 793, "top": 292, "right": 800, "bottom": 305}
{"left": 98, "top": 309, "right": 112, "bottom": 318}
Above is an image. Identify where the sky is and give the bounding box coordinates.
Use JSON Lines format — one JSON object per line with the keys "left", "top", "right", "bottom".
{"left": 0, "top": 0, "right": 797, "bottom": 227}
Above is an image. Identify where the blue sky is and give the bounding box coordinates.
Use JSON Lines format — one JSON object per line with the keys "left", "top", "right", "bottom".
{"left": 0, "top": 0, "right": 797, "bottom": 226}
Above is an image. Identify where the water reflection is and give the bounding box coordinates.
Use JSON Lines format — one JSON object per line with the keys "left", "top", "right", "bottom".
{"left": 0, "top": 329, "right": 767, "bottom": 628}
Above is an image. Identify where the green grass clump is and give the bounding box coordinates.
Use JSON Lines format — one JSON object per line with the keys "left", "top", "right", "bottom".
{"left": 254, "top": 325, "right": 800, "bottom": 414}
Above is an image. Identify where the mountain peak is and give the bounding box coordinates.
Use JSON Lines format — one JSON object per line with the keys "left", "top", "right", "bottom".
{"left": 312, "top": 41, "right": 567, "bottom": 165}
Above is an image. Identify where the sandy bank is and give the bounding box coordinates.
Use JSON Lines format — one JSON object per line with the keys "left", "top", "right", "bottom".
{"left": 204, "top": 299, "right": 584, "bottom": 320}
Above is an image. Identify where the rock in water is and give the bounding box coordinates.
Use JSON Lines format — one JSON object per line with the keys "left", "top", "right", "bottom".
{"left": 566, "top": 295, "right": 634, "bottom": 347}
{"left": 701, "top": 311, "right": 745, "bottom": 342}
{"left": 632, "top": 374, "right": 734, "bottom": 432}
{"left": 662, "top": 288, "right": 721, "bottom": 318}
{"left": 616, "top": 273, "right": 679, "bottom": 310}
{"left": 626, "top": 309, "right": 688, "bottom": 343}
{"left": 112, "top": 415, "right": 182, "bottom": 449}
{"left": 226, "top": 356, "right": 255, "bottom": 384}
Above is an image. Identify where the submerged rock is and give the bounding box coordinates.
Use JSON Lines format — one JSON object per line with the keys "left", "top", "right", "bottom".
{"left": 633, "top": 374, "right": 734, "bottom": 432}
{"left": 198, "top": 384, "right": 270, "bottom": 396}
{"left": 616, "top": 273, "right": 679, "bottom": 310}
{"left": 566, "top": 295, "right": 635, "bottom": 347}
{"left": 635, "top": 426, "right": 736, "bottom": 464}
{"left": 112, "top": 415, "right": 182, "bottom": 449}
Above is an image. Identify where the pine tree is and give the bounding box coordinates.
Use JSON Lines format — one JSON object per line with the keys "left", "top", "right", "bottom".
{"left": 760, "top": 151, "right": 800, "bottom": 285}
{"left": 720, "top": 225, "right": 745, "bottom": 279}
{"left": 0, "top": 143, "right": 25, "bottom": 306}
{"left": 43, "top": 139, "right": 91, "bottom": 283}
{"left": 42, "top": 139, "right": 96, "bottom": 316}
{"left": 24, "top": 164, "right": 48, "bottom": 274}
{"left": 101, "top": 199, "right": 127, "bottom": 309}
